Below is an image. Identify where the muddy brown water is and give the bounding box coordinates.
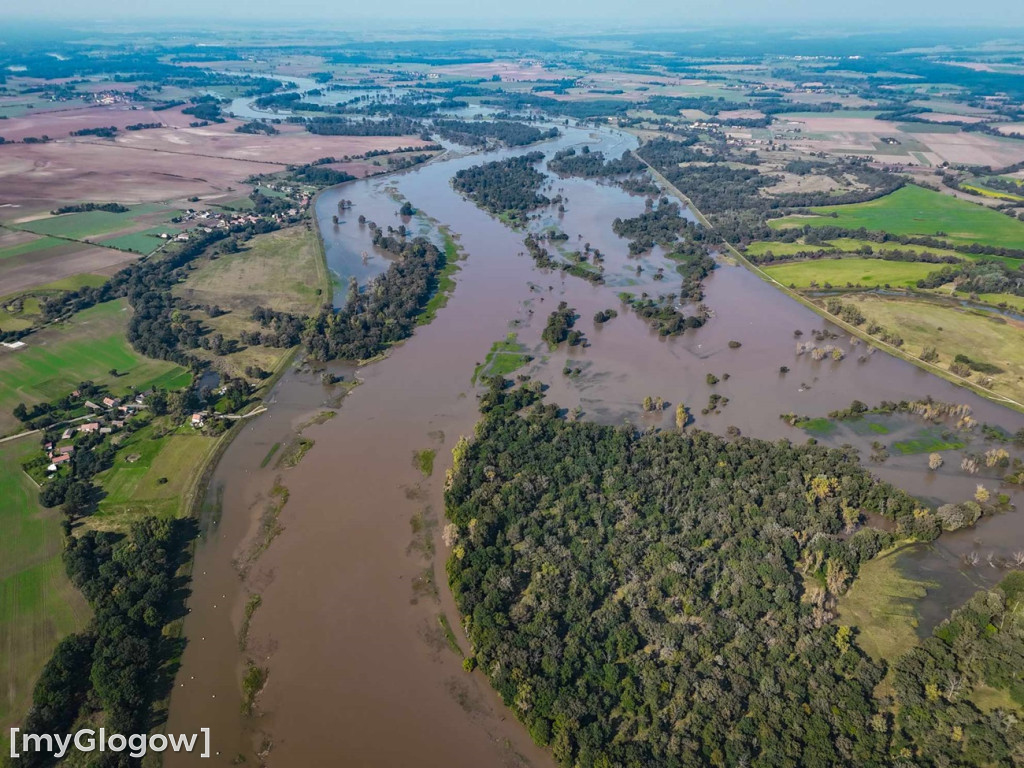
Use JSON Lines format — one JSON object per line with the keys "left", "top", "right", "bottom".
{"left": 167, "top": 124, "right": 1024, "bottom": 766}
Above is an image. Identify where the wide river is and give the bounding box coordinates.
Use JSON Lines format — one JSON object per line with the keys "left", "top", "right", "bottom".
{"left": 166, "top": 123, "right": 1024, "bottom": 766}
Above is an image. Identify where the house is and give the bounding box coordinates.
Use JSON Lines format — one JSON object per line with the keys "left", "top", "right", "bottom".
{"left": 52, "top": 453, "right": 71, "bottom": 465}
{"left": 84, "top": 400, "right": 101, "bottom": 410}
{"left": 190, "top": 413, "right": 205, "bottom": 428}
{"left": 56, "top": 444, "right": 74, "bottom": 454}
{"left": 78, "top": 422, "right": 100, "bottom": 433}
{"left": 102, "top": 396, "right": 118, "bottom": 408}
{"left": 61, "top": 428, "right": 73, "bottom": 440}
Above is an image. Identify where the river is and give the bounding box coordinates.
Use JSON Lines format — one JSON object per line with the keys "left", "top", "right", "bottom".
{"left": 166, "top": 122, "right": 1024, "bottom": 766}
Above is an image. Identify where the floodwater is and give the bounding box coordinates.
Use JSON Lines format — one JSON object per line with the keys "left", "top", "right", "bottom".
{"left": 167, "top": 123, "right": 1024, "bottom": 766}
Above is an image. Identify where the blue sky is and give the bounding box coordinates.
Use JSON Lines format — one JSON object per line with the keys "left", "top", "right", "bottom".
{"left": 8, "top": 0, "right": 1024, "bottom": 25}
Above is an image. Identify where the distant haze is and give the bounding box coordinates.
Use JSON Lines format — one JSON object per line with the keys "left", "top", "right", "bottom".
{"left": 7, "top": 0, "right": 1024, "bottom": 26}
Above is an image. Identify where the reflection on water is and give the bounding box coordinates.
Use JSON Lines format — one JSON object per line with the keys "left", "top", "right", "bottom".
{"left": 168, "top": 121, "right": 1024, "bottom": 767}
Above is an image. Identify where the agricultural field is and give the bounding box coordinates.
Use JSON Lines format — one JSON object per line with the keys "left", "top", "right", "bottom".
{"left": 763, "top": 257, "right": 942, "bottom": 289}
{"left": 0, "top": 439, "right": 90, "bottom": 744}
{"left": 12, "top": 203, "right": 177, "bottom": 240}
{"left": 842, "top": 292, "right": 1024, "bottom": 407}
{"left": 770, "top": 185, "right": 1024, "bottom": 250}
{"left": 0, "top": 299, "right": 190, "bottom": 435}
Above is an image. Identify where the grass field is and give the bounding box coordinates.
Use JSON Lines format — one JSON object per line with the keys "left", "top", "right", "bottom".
{"left": 890, "top": 426, "right": 966, "bottom": 455}
{"left": 173, "top": 226, "right": 322, "bottom": 384}
{"left": 763, "top": 258, "right": 941, "bottom": 289}
{"left": 0, "top": 299, "right": 190, "bottom": 435}
{"left": 837, "top": 547, "right": 934, "bottom": 662}
{"left": 93, "top": 421, "right": 218, "bottom": 524}
{"left": 0, "top": 439, "right": 90, "bottom": 743}
{"left": 472, "top": 333, "right": 531, "bottom": 385}
{"left": 13, "top": 204, "right": 173, "bottom": 241}
{"left": 96, "top": 228, "right": 174, "bottom": 255}
{"left": 844, "top": 293, "right": 1024, "bottom": 406}
{"left": 769, "top": 185, "right": 1024, "bottom": 250}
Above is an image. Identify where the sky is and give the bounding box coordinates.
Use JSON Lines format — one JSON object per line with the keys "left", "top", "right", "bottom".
{"left": 6, "top": 0, "right": 1024, "bottom": 26}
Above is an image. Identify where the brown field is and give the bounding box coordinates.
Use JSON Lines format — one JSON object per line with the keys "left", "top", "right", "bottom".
{"left": 0, "top": 104, "right": 196, "bottom": 141}
{"left": 0, "top": 141, "right": 267, "bottom": 217}
{"left": 0, "top": 240, "right": 135, "bottom": 296}
{"left": 782, "top": 115, "right": 1024, "bottom": 167}
{"left": 996, "top": 123, "right": 1024, "bottom": 136}
{"left": 914, "top": 112, "right": 987, "bottom": 124}
{"left": 103, "top": 120, "right": 433, "bottom": 165}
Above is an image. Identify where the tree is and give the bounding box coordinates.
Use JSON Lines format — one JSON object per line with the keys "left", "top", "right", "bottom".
{"left": 675, "top": 403, "right": 688, "bottom": 429}
{"left": 928, "top": 452, "right": 944, "bottom": 470}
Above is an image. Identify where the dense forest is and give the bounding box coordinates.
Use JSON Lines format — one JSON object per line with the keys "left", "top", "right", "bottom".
{"left": 451, "top": 153, "right": 550, "bottom": 220}
{"left": 446, "top": 383, "right": 963, "bottom": 768}
{"left": 304, "top": 115, "right": 423, "bottom": 136}
{"left": 302, "top": 235, "right": 447, "bottom": 360}
{"left": 433, "top": 118, "right": 558, "bottom": 147}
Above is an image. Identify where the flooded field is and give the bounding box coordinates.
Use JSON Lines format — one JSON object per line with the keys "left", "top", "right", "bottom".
{"left": 167, "top": 123, "right": 1024, "bottom": 766}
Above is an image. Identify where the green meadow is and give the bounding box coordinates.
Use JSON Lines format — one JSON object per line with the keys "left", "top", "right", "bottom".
{"left": 0, "top": 299, "right": 189, "bottom": 435}
{"left": 472, "top": 333, "right": 531, "bottom": 385}
{"left": 763, "top": 258, "right": 941, "bottom": 289}
{"left": 0, "top": 439, "right": 89, "bottom": 741}
{"left": 770, "top": 185, "right": 1024, "bottom": 250}
{"left": 94, "top": 421, "right": 218, "bottom": 523}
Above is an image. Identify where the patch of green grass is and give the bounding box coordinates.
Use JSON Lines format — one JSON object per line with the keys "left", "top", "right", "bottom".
{"left": 0, "top": 300, "right": 189, "bottom": 436}
{"left": 414, "top": 448, "right": 437, "bottom": 477}
{"left": 770, "top": 185, "right": 1024, "bottom": 250}
{"left": 763, "top": 257, "right": 941, "bottom": 289}
{"left": 260, "top": 443, "right": 281, "bottom": 469}
{"left": 97, "top": 228, "right": 175, "bottom": 255}
{"left": 418, "top": 231, "right": 461, "bottom": 326}
{"left": 837, "top": 547, "right": 935, "bottom": 661}
{"left": 438, "top": 613, "right": 464, "bottom": 657}
{"left": 891, "top": 426, "right": 965, "bottom": 455}
{"left": 94, "top": 422, "right": 218, "bottom": 521}
{"left": 797, "top": 417, "right": 837, "bottom": 435}
{"left": 278, "top": 436, "right": 314, "bottom": 468}
{"left": 240, "top": 662, "right": 268, "bottom": 716}
{"left": 472, "top": 333, "right": 531, "bottom": 385}
{"left": 975, "top": 292, "right": 1024, "bottom": 312}
{"left": 0, "top": 439, "right": 90, "bottom": 737}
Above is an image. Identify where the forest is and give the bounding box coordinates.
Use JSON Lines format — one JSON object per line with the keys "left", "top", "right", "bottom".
{"left": 304, "top": 115, "right": 423, "bottom": 136}
{"left": 445, "top": 382, "right": 974, "bottom": 768}
{"left": 432, "top": 118, "right": 558, "bottom": 147}
{"left": 917, "top": 259, "right": 1024, "bottom": 297}
{"left": 302, "top": 235, "right": 447, "bottom": 361}
{"left": 451, "top": 153, "right": 550, "bottom": 220}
